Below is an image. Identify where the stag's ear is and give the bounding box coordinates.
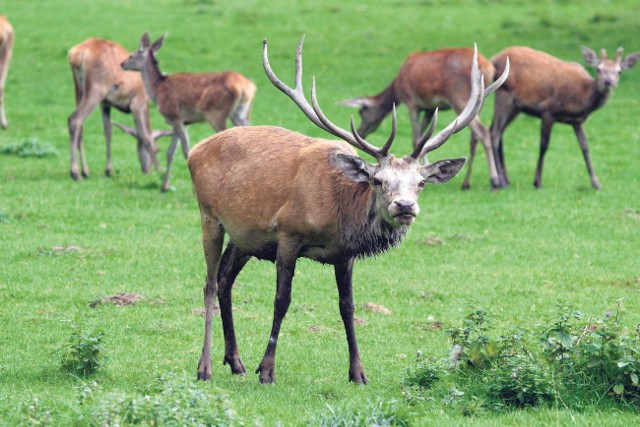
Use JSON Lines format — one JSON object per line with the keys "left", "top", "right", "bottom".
{"left": 339, "top": 97, "right": 376, "bottom": 109}
{"left": 335, "top": 153, "right": 374, "bottom": 183}
{"left": 420, "top": 158, "right": 466, "bottom": 184}
{"left": 621, "top": 52, "right": 640, "bottom": 70}
{"left": 581, "top": 46, "right": 600, "bottom": 67}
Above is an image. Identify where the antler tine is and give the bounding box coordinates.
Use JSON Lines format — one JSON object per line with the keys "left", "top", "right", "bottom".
{"left": 484, "top": 56, "right": 510, "bottom": 98}
{"left": 379, "top": 103, "right": 398, "bottom": 157}
{"left": 600, "top": 48, "right": 607, "bottom": 60}
{"left": 415, "top": 43, "right": 486, "bottom": 159}
{"left": 311, "top": 77, "right": 384, "bottom": 159}
{"left": 410, "top": 108, "right": 439, "bottom": 158}
{"left": 615, "top": 47, "right": 624, "bottom": 64}
{"left": 262, "top": 36, "right": 330, "bottom": 132}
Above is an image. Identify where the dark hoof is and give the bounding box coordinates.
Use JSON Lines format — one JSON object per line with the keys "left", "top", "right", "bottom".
{"left": 461, "top": 182, "right": 471, "bottom": 191}
{"left": 70, "top": 171, "right": 81, "bottom": 181}
{"left": 197, "top": 370, "right": 212, "bottom": 381}
{"left": 256, "top": 365, "right": 275, "bottom": 384}
{"left": 349, "top": 370, "right": 368, "bottom": 385}
{"left": 223, "top": 355, "right": 246, "bottom": 375}
{"left": 105, "top": 170, "right": 112, "bottom": 178}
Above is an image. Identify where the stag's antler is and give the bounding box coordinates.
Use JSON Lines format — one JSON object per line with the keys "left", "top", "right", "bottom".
{"left": 410, "top": 45, "right": 510, "bottom": 160}
{"left": 263, "top": 36, "right": 396, "bottom": 160}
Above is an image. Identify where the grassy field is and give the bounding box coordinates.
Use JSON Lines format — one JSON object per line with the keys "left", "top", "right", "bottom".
{"left": 1, "top": 0, "right": 639, "bottom": 425}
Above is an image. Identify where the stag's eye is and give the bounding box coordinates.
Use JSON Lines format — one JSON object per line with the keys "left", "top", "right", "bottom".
{"left": 372, "top": 177, "right": 382, "bottom": 186}
{"left": 418, "top": 180, "right": 427, "bottom": 188}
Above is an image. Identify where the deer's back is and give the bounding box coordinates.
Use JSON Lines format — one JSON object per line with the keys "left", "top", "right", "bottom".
{"left": 68, "top": 38, "right": 146, "bottom": 107}
{"left": 492, "top": 46, "right": 594, "bottom": 113}
{"left": 394, "top": 48, "right": 495, "bottom": 108}
{"left": 157, "top": 71, "right": 253, "bottom": 118}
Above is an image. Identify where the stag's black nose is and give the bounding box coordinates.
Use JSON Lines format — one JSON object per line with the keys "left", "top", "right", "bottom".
{"left": 394, "top": 200, "right": 416, "bottom": 212}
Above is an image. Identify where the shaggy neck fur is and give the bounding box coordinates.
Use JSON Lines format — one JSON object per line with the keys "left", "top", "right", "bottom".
{"left": 335, "top": 178, "right": 408, "bottom": 259}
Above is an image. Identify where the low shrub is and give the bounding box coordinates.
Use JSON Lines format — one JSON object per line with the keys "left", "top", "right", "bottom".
{"left": 404, "top": 300, "right": 640, "bottom": 413}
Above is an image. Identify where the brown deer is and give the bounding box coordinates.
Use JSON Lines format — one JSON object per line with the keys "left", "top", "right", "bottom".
{"left": 0, "top": 16, "right": 14, "bottom": 130}
{"left": 68, "top": 38, "right": 161, "bottom": 180}
{"left": 341, "top": 48, "right": 505, "bottom": 190}
{"left": 188, "top": 37, "right": 507, "bottom": 384}
{"left": 121, "top": 33, "right": 257, "bottom": 192}
{"left": 490, "top": 45, "right": 640, "bottom": 190}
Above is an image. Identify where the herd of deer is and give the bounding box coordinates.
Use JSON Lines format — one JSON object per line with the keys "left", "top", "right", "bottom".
{"left": 2, "top": 14, "right": 640, "bottom": 384}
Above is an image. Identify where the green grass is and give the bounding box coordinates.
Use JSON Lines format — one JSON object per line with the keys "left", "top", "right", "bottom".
{"left": 1, "top": 0, "right": 640, "bottom": 425}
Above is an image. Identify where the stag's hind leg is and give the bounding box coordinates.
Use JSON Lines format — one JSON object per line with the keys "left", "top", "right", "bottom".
{"left": 256, "top": 239, "right": 299, "bottom": 384}
{"left": 217, "top": 242, "right": 250, "bottom": 375}
{"left": 197, "top": 212, "right": 225, "bottom": 381}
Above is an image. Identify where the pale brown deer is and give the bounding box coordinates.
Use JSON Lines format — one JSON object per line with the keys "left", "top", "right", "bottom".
{"left": 341, "top": 48, "right": 505, "bottom": 190}
{"left": 122, "top": 33, "right": 257, "bottom": 192}
{"left": 188, "top": 37, "right": 507, "bottom": 384}
{"left": 68, "top": 38, "right": 161, "bottom": 180}
{"left": 0, "top": 16, "right": 14, "bottom": 130}
{"left": 490, "top": 46, "right": 640, "bottom": 190}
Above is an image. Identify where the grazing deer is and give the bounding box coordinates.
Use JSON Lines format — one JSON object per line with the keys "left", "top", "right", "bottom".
{"left": 0, "top": 16, "right": 14, "bottom": 130}
{"left": 490, "top": 46, "right": 640, "bottom": 190}
{"left": 188, "top": 37, "right": 507, "bottom": 384}
{"left": 68, "top": 38, "right": 160, "bottom": 180}
{"left": 341, "top": 48, "right": 504, "bottom": 190}
{"left": 122, "top": 33, "right": 257, "bottom": 192}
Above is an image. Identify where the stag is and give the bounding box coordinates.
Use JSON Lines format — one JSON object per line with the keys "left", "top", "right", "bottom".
{"left": 341, "top": 48, "right": 507, "bottom": 190}
{"left": 0, "top": 16, "right": 14, "bottom": 130}
{"left": 122, "top": 33, "right": 257, "bottom": 192}
{"left": 188, "top": 37, "right": 507, "bottom": 384}
{"left": 68, "top": 38, "right": 161, "bottom": 180}
{"left": 490, "top": 45, "right": 640, "bottom": 189}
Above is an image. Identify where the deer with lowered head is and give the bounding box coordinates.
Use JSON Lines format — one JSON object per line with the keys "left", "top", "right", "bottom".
{"left": 188, "top": 37, "right": 508, "bottom": 384}
{"left": 68, "top": 38, "right": 163, "bottom": 180}
{"left": 490, "top": 45, "right": 640, "bottom": 190}
{"left": 0, "top": 15, "right": 14, "bottom": 130}
{"left": 341, "top": 48, "right": 507, "bottom": 190}
{"left": 121, "top": 32, "right": 257, "bottom": 192}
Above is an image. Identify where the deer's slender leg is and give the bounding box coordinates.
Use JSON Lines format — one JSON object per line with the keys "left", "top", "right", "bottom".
{"left": 573, "top": 123, "right": 601, "bottom": 190}
{"left": 197, "top": 214, "right": 224, "bottom": 381}
{"left": 335, "top": 256, "right": 367, "bottom": 384}
{"left": 534, "top": 114, "right": 554, "bottom": 188}
{"left": 256, "top": 239, "right": 299, "bottom": 384}
{"left": 217, "top": 243, "right": 251, "bottom": 375}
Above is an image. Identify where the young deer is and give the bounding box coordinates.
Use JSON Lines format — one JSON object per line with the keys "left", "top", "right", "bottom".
{"left": 188, "top": 37, "right": 507, "bottom": 384}
{"left": 341, "top": 48, "right": 506, "bottom": 190}
{"left": 122, "top": 33, "right": 257, "bottom": 192}
{"left": 490, "top": 46, "right": 640, "bottom": 189}
{"left": 0, "top": 16, "right": 14, "bottom": 130}
{"left": 68, "top": 38, "right": 160, "bottom": 180}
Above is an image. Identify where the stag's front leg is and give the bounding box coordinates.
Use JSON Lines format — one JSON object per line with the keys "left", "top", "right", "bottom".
{"left": 335, "top": 257, "right": 368, "bottom": 384}
{"left": 256, "top": 243, "right": 298, "bottom": 384}
{"left": 197, "top": 215, "right": 224, "bottom": 381}
{"left": 217, "top": 243, "right": 250, "bottom": 375}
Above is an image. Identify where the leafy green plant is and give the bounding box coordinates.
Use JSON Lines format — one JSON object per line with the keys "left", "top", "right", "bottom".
{"left": 60, "top": 324, "right": 106, "bottom": 377}
{"left": 83, "top": 374, "right": 238, "bottom": 426}
{"left": 406, "top": 302, "right": 640, "bottom": 412}
{"left": 0, "top": 137, "right": 59, "bottom": 157}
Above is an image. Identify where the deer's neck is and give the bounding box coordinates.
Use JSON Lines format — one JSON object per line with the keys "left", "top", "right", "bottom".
{"left": 586, "top": 79, "right": 614, "bottom": 113}
{"left": 141, "top": 53, "right": 166, "bottom": 104}
{"left": 376, "top": 79, "right": 400, "bottom": 112}
{"left": 336, "top": 180, "right": 407, "bottom": 259}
